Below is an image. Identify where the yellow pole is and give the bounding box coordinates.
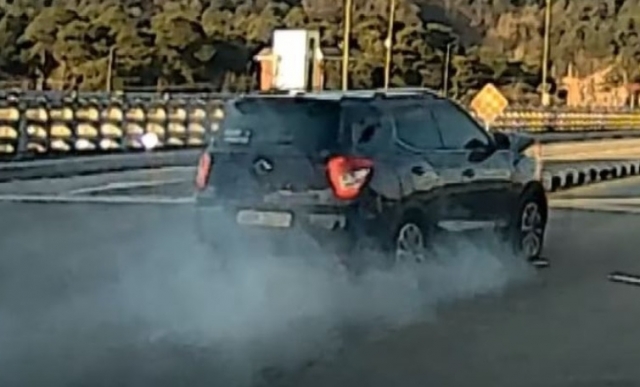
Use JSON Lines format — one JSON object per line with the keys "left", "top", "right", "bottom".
{"left": 443, "top": 43, "right": 452, "bottom": 97}
{"left": 383, "top": 0, "right": 396, "bottom": 90}
{"left": 541, "top": 0, "right": 551, "bottom": 106}
{"left": 106, "top": 46, "right": 116, "bottom": 92}
{"left": 341, "top": 0, "right": 352, "bottom": 91}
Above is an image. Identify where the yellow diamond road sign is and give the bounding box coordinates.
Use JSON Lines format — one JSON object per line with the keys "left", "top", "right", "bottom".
{"left": 470, "top": 83, "right": 509, "bottom": 126}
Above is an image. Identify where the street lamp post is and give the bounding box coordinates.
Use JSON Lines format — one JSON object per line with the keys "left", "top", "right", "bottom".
{"left": 443, "top": 42, "right": 453, "bottom": 97}
{"left": 541, "top": 0, "right": 551, "bottom": 106}
{"left": 106, "top": 46, "right": 116, "bottom": 92}
{"left": 383, "top": 0, "right": 396, "bottom": 90}
{"left": 341, "top": 0, "right": 352, "bottom": 91}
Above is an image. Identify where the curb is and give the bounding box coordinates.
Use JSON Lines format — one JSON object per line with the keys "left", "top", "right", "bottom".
{"left": 0, "top": 150, "right": 199, "bottom": 182}
{"left": 541, "top": 160, "right": 640, "bottom": 192}
{"left": 1, "top": 148, "right": 640, "bottom": 195}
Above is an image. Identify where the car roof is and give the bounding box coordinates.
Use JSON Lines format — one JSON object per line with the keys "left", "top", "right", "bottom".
{"left": 228, "top": 89, "right": 479, "bottom": 120}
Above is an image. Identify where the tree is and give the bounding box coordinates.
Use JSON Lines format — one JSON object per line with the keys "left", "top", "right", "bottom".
{"left": 150, "top": 8, "right": 208, "bottom": 85}
{"left": 0, "top": 0, "right": 636, "bottom": 101}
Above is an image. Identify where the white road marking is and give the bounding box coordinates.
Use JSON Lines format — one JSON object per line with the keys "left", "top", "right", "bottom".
{"left": 0, "top": 194, "right": 195, "bottom": 205}
{"left": 550, "top": 197, "right": 640, "bottom": 207}
{"left": 556, "top": 197, "right": 640, "bottom": 205}
{"left": 68, "top": 178, "right": 188, "bottom": 195}
{"left": 555, "top": 203, "right": 640, "bottom": 214}
{"left": 550, "top": 198, "right": 640, "bottom": 214}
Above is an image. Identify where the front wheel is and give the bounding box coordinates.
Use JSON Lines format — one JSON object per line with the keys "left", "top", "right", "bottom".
{"left": 511, "top": 193, "right": 547, "bottom": 261}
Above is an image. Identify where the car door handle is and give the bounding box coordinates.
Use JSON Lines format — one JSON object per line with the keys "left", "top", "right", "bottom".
{"left": 462, "top": 168, "right": 475, "bottom": 178}
{"left": 411, "top": 165, "right": 426, "bottom": 175}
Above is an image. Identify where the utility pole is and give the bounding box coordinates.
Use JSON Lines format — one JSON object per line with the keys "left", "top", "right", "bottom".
{"left": 383, "top": 0, "right": 396, "bottom": 90}
{"left": 106, "top": 46, "right": 116, "bottom": 92}
{"left": 341, "top": 0, "right": 352, "bottom": 91}
{"left": 541, "top": 0, "right": 551, "bottom": 106}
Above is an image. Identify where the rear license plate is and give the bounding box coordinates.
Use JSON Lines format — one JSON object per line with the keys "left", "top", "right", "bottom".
{"left": 236, "top": 210, "right": 293, "bottom": 228}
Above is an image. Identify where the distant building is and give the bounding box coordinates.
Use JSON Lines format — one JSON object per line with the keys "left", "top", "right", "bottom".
{"left": 560, "top": 63, "right": 632, "bottom": 108}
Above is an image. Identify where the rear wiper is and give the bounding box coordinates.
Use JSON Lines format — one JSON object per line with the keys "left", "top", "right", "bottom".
{"left": 276, "top": 138, "right": 293, "bottom": 145}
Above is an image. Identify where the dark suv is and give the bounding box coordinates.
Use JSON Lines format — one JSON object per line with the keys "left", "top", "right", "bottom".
{"left": 194, "top": 89, "right": 547, "bottom": 271}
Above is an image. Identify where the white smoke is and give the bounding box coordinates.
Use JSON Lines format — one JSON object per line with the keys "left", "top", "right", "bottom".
{"left": 0, "top": 205, "right": 535, "bottom": 387}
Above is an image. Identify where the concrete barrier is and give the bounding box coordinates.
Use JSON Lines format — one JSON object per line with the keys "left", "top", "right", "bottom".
{"left": 541, "top": 160, "right": 640, "bottom": 192}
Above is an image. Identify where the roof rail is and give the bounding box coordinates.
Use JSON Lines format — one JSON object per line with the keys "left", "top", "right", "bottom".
{"left": 374, "top": 87, "right": 441, "bottom": 97}
{"left": 377, "top": 87, "right": 439, "bottom": 92}
{"left": 233, "top": 88, "right": 441, "bottom": 102}
{"left": 240, "top": 90, "right": 305, "bottom": 99}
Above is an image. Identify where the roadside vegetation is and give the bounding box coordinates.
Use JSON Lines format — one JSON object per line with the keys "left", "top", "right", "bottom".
{"left": 0, "top": 0, "right": 637, "bottom": 103}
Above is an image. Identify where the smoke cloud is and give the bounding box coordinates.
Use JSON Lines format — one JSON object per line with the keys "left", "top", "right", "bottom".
{"left": 0, "top": 205, "right": 535, "bottom": 387}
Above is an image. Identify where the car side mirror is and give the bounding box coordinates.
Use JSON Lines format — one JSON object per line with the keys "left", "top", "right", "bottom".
{"left": 465, "top": 138, "right": 492, "bottom": 162}
{"left": 465, "top": 138, "right": 489, "bottom": 151}
{"left": 493, "top": 132, "right": 511, "bottom": 150}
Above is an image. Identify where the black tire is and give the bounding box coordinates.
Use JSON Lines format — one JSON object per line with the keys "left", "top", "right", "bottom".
{"left": 339, "top": 210, "right": 433, "bottom": 276}
{"left": 194, "top": 207, "right": 234, "bottom": 269}
{"left": 336, "top": 228, "right": 384, "bottom": 276}
{"left": 509, "top": 189, "right": 547, "bottom": 261}
{"left": 383, "top": 210, "right": 436, "bottom": 269}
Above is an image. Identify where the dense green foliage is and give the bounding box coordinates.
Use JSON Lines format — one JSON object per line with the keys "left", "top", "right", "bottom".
{"left": 0, "top": 0, "right": 639, "bottom": 102}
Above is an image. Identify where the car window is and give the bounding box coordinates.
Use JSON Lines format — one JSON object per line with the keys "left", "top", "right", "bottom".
{"left": 220, "top": 98, "right": 341, "bottom": 152}
{"left": 342, "top": 103, "right": 390, "bottom": 153}
{"left": 431, "top": 101, "right": 491, "bottom": 149}
{"left": 391, "top": 104, "right": 443, "bottom": 150}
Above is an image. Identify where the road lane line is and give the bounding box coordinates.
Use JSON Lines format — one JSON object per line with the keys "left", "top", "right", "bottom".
{"left": 68, "top": 178, "right": 188, "bottom": 195}
{"left": 550, "top": 199, "right": 640, "bottom": 214}
{"left": 556, "top": 197, "right": 640, "bottom": 205}
{"left": 0, "top": 194, "right": 195, "bottom": 205}
{"left": 551, "top": 197, "right": 640, "bottom": 206}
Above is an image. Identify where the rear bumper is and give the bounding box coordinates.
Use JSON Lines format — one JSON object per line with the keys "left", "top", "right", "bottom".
{"left": 193, "top": 202, "right": 357, "bottom": 259}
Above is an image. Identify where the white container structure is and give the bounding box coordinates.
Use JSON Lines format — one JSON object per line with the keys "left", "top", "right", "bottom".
{"left": 272, "top": 29, "right": 322, "bottom": 91}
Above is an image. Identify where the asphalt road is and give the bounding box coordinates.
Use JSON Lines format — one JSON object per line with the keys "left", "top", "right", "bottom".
{"left": 2, "top": 168, "right": 640, "bottom": 386}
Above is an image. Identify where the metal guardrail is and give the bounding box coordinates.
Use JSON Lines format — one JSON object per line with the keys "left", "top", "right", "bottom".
{"left": 0, "top": 92, "right": 227, "bottom": 160}
{"left": 1, "top": 90, "right": 640, "bottom": 160}
{"left": 488, "top": 110, "right": 640, "bottom": 132}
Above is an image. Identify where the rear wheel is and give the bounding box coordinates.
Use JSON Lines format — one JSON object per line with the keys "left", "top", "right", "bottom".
{"left": 394, "top": 222, "right": 428, "bottom": 263}
{"left": 340, "top": 211, "right": 433, "bottom": 275}
{"left": 388, "top": 211, "right": 436, "bottom": 267}
{"left": 194, "top": 207, "right": 234, "bottom": 269}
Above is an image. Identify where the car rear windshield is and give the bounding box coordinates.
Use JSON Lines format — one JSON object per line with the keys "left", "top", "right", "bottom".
{"left": 218, "top": 97, "right": 341, "bottom": 153}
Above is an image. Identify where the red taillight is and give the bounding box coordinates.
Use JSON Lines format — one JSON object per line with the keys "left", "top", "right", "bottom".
{"left": 195, "top": 152, "right": 212, "bottom": 190}
{"left": 326, "top": 156, "right": 373, "bottom": 200}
